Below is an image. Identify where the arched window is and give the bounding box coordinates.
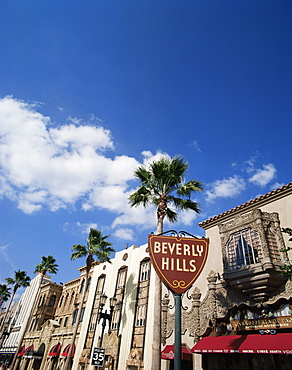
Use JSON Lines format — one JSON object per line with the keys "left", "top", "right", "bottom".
{"left": 86, "top": 277, "right": 91, "bottom": 291}
{"left": 226, "top": 229, "right": 262, "bottom": 270}
{"left": 48, "top": 295, "right": 56, "bottom": 307}
{"left": 140, "top": 259, "right": 151, "bottom": 281}
{"left": 135, "top": 305, "right": 146, "bottom": 326}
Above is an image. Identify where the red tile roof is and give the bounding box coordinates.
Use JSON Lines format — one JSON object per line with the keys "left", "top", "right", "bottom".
{"left": 199, "top": 182, "right": 292, "bottom": 229}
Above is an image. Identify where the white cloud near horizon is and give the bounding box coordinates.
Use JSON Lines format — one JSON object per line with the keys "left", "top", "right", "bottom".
{"left": 206, "top": 176, "right": 246, "bottom": 201}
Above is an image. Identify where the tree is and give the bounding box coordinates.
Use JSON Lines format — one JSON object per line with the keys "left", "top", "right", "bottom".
{"left": 10, "top": 257, "right": 59, "bottom": 370}
{"left": 128, "top": 155, "right": 203, "bottom": 370}
{"left": 31, "top": 255, "right": 59, "bottom": 328}
{"left": 280, "top": 228, "right": 292, "bottom": 275}
{"left": 63, "top": 228, "right": 115, "bottom": 370}
{"left": 0, "top": 271, "right": 31, "bottom": 334}
{"left": 34, "top": 255, "right": 59, "bottom": 285}
{"left": 0, "top": 284, "right": 11, "bottom": 310}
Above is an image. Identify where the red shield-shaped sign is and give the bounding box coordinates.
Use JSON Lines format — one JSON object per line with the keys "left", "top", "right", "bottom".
{"left": 148, "top": 235, "right": 209, "bottom": 294}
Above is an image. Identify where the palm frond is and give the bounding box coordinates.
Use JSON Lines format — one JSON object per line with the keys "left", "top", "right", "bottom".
{"left": 128, "top": 186, "right": 152, "bottom": 207}
{"left": 129, "top": 154, "right": 203, "bottom": 228}
{"left": 177, "top": 179, "right": 203, "bottom": 197}
{"left": 6, "top": 270, "right": 31, "bottom": 290}
{"left": 71, "top": 229, "right": 115, "bottom": 265}
{"left": 169, "top": 196, "right": 201, "bottom": 213}
{"left": 165, "top": 207, "right": 178, "bottom": 223}
{"left": 70, "top": 244, "right": 87, "bottom": 260}
{"left": 34, "top": 255, "right": 59, "bottom": 275}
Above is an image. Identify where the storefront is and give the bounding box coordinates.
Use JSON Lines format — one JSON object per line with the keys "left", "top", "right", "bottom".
{"left": 161, "top": 345, "right": 193, "bottom": 370}
{"left": 192, "top": 333, "right": 292, "bottom": 369}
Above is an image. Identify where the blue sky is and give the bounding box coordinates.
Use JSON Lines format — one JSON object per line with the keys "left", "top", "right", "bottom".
{"left": 0, "top": 0, "right": 291, "bottom": 292}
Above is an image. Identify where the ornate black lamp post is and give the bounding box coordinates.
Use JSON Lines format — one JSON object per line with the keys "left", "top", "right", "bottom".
{"left": 98, "top": 294, "right": 117, "bottom": 347}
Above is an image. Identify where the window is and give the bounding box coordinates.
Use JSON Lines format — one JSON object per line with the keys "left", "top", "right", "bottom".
{"left": 89, "top": 313, "right": 97, "bottom": 331}
{"left": 227, "top": 229, "right": 262, "bottom": 270}
{"left": 69, "top": 292, "right": 75, "bottom": 306}
{"left": 140, "top": 260, "right": 151, "bottom": 281}
{"left": 79, "top": 279, "right": 85, "bottom": 293}
{"left": 135, "top": 305, "right": 146, "bottom": 326}
{"left": 86, "top": 277, "right": 91, "bottom": 291}
{"left": 59, "top": 296, "right": 63, "bottom": 307}
{"left": 111, "top": 306, "right": 122, "bottom": 330}
{"left": 97, "top": 275, "right": 105, "bottom": 294}
{"left": 48, "top": 295, "right": 56, "bottom": 307}
{"left": 64, "top": 317, "right": 68, "bottom": 327}
{"left": 117, "top": 268, "right": 127, "bottom": 289}
{"left": 72, "top": 309, "right": 78, "bottom": 325}
{"left": 80, "top": 307, "right": 85, "bottom": 322}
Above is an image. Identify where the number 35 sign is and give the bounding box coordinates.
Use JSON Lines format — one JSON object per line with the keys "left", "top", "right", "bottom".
{"left": 91, "top": 347, "right": 105, "bottom": 367}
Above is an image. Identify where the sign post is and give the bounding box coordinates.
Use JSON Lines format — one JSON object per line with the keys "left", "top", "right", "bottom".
{"left": 91, "top": 347, "right": 106, "bottom": 367}
{"left": 148, "top": 233, "right": 209, "bottom": 370}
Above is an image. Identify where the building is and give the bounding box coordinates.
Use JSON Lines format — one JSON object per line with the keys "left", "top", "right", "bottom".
{"left": 18, "top": 244, "right": 154, "bottom": 370}
{"left": 4, "top": 182, "right": 292, "bottom": 370}
{"left": 162, "top": 182, "right": 292, "bottom": 370}
{"left": 0, "top": 274, "right": 51, "bottom": 368}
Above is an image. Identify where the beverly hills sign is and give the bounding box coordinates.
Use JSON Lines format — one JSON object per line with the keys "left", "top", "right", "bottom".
{"left": 148, "top": 234, "right": 209, "bottom": 294}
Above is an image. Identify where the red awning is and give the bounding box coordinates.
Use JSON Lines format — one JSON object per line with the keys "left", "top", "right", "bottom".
{"left": 161, "top": 345, "right": 192, "bottom": 360}
{"left": 48, "top": 343, "right": 61, "bottom": 356}
{"left": 61, "top": 344, "right": 75, "bottom": 357}
{"left": 192, "top": 333, "right": 292, "bottom": 355}
{"left": 23, "top": 345, "right": 34, "bottom": 358}
{"left": 18, "top": 345, "right": 26, "bottom": 356}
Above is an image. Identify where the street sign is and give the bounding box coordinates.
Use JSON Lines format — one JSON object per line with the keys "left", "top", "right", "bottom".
{"left": 91, "top": 347, "right": 106, "bottom": 367}
{"left": 148, "top": 234, "right": 209, "bottom": 293}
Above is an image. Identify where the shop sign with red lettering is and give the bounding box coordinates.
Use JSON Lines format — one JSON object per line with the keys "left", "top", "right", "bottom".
{"left": 148, "top": 235, "right": 209, "bottom": 294}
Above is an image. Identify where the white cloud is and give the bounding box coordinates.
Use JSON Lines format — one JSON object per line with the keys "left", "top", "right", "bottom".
{"left": 248, "top": 163, "right": 276, "bottom": 186}
{"left": 114, "top": 228, "right": 135, "bottom": 241}
{"left": 189, "top": 140, "right": 202, "bottom": 152}
{"left": 76, "top": 222, "right": 98, "bottom": 234}
{"left": 0, "top": 244, "right": 14, "bottom": 271}
{"left": 179, "top": 210, "right": 199, "bottom": 225}
{"left": 0, "top": 96, "right": 136, "bottom": 214}
{"left": 112, "top": 204, "right": 157, "bottom": 231}
{"left": 206, "top": 176, "right": 246, "bottom": 201}
{"left": 0, "top": 97, "right": 198, "bottom": 236}
{"left": 141, "top": 150, "right": 169, "bottom": 166}
{"left": 270, "top": 182, "right": 284, "bottom": 190}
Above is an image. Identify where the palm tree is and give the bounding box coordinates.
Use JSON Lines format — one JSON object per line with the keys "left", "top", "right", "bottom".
{"left": 129, "top": 155, "right": 203, "bottom": 370}
{"left": 63, "top": 228, "right": 115, "bottom": 370}
{"left": 34, "top": 255, "right": 59, "bottom": 285}
{"left": 0, "top": 284, "right": 11, "bottom": 310}
{"left": 0, "top": 271, "right": 31, "bottom": 334}
{"left": 10, "top": 256, "right": 59, "bottom": 370}
{"left": 31, "top": 255, "right": 59, "bottom": 328}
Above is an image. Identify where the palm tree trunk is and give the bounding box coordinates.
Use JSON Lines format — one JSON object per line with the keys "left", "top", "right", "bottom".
{"left": 63, "top": 273, "right": 88, "bottom": 370}
{"left": 0, "top": 290, "right": 15, "bottom": 334}
{"left": 151, "top": 219, "right": 163, "bottom": 370}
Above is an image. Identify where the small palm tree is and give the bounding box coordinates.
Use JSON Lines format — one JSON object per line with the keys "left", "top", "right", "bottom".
{"left": 129, "top": 155, "right": 203, "bottom": 370}
{"left": 63, "top": 228, "right": 114, "bottom": 370}
{"left": 0, "top": 284, "right": 11, "bottom": 309}
{"left": 34, "top": 255, "right": 59, "bottom": 284}
{"left": 32, "top": 255, "right": 59, "bottom": 328}
{"left": 0, "top": 271, "right": 31, "bottom": 334}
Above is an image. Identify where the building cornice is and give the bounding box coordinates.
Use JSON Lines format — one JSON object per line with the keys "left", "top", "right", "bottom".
{"left": 199, "top": 182, "right": 292, "bottom": 230}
